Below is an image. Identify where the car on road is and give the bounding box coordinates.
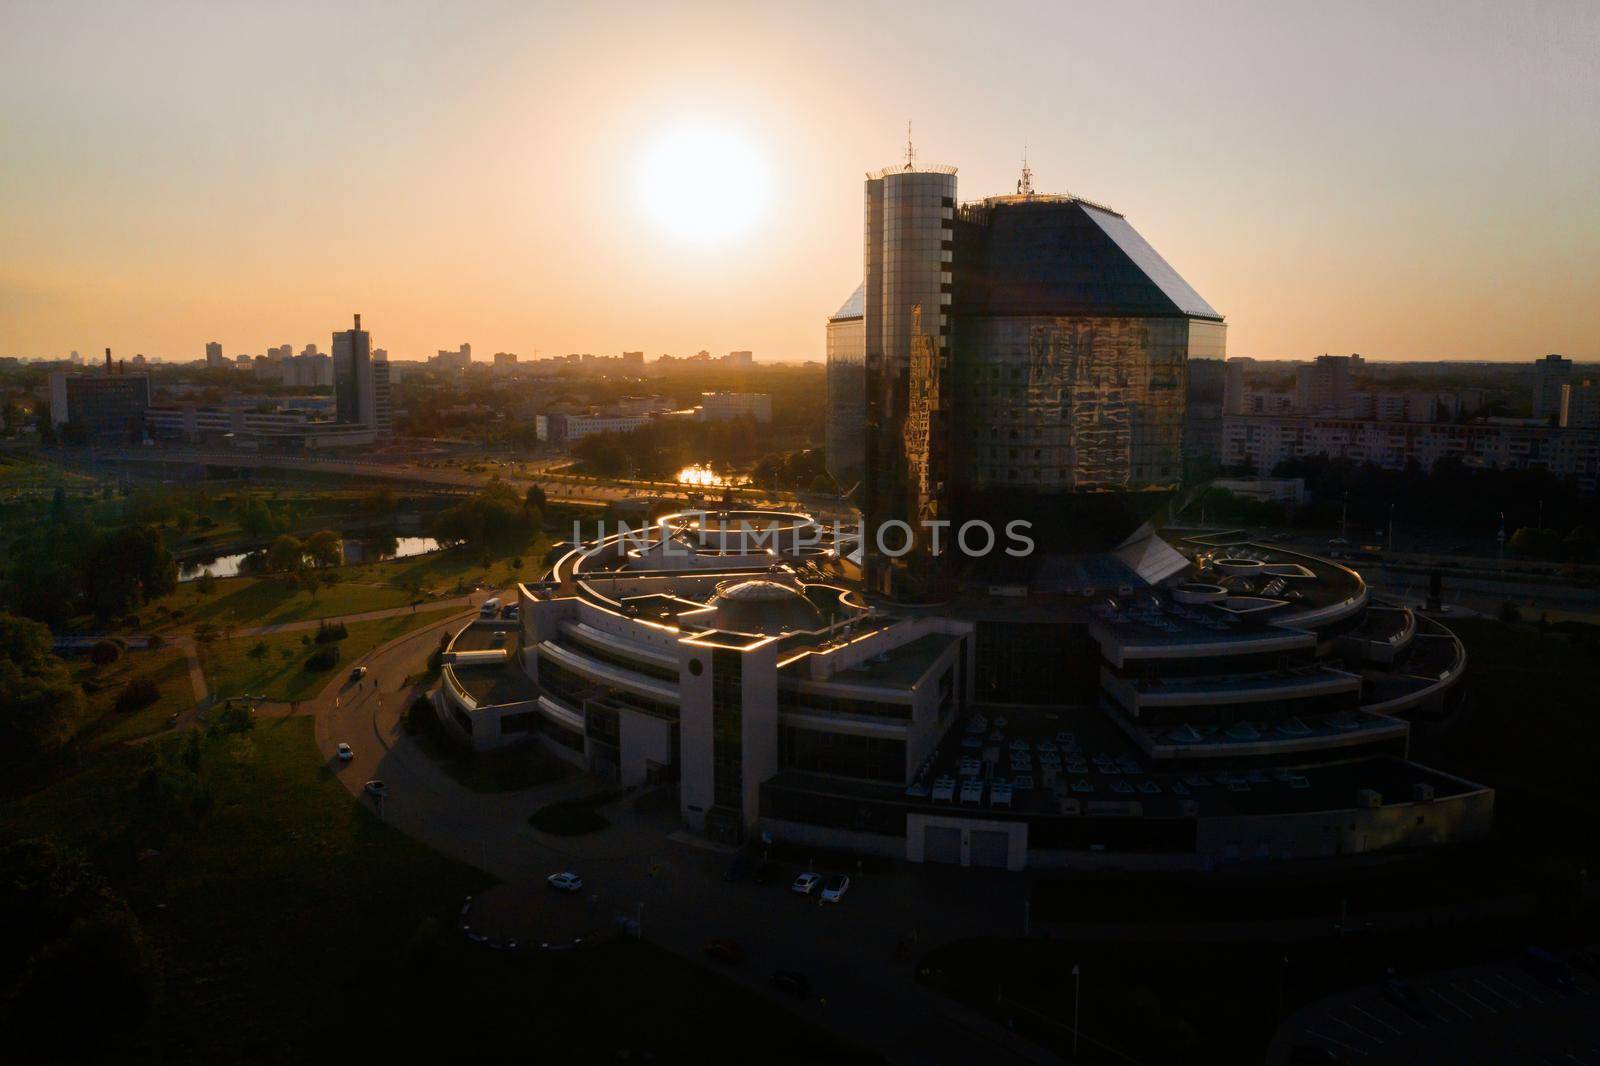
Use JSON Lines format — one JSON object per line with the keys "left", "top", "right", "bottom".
{"left": 499, "top": 604, "right": 519, "bottom": 619}
{"left": 791, "top": 872, "right": 822, "bottom": 896}
{"left": 351, "top": 666, "right": 368, "bottom": 681}
{"left": 336, "top": 742, "right": 354, "bottom": 761}
{"left": 490, "top": 630, "right": 506, "bottom": 647}
{"left": 1327, "top": 537, "right": 1349, "bottom": 546}
{"left": 364, "top": 779, "right": 389, "bottom": 797}
{"left": 547, "top": 871, "right": 584, "bottom": 893}
{"left": 702, "top": 939, "right": 745, "bottom": 965}
{"left": 771, "top": 970, "right": 811, "bottom": 1000}
{"left": 820, "top": 874, "right": 850, "bottom": 903}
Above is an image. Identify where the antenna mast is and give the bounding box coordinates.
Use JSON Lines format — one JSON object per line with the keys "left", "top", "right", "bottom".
{"left": 1019, "top": 145, "right": 1034, "bottom": 197}
{"left": 905, "top": 121, "right": 916, "bottom": 170}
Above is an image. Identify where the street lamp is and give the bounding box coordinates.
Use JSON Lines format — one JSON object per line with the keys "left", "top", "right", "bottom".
{"left": 1071, "top": 964, "right": 1081, "bottom": 1057}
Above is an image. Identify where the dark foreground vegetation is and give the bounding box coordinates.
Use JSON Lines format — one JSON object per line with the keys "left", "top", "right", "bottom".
{"left": 0, "top": 717, "right": 871, "bottom": 1064}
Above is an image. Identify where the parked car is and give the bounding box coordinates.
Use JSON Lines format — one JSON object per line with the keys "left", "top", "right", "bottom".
{"left": 791, "top": 872, "right": 822, "bottom": 896}
{"left": 499, "top": 604, "right": 519, "bottom": 619}
{"left": 702, "top": 939, "right": 745, "bottom": 964}
{"left": 820, "top": 874, "right": 850, "bottom": 903}
{"left": 771, "top": 970, "right": 811, "bottom": 1000}
{"left": 364, "top": 779, "right": 389, "bottom": 797}
{"left": 490, "top": 630, "right": 506, "bottom": 647}
{"left": 547, "top": 871, "right": 584, "bottom": 893}
{"left": 1382, "top": 978, "right": 1429, "bottom": 1020}
{"left": 336, "top": 742, "right": 354, "bottom": 761}
{"left": 1522, "top": 946, "right": 1577, "bottom": 992}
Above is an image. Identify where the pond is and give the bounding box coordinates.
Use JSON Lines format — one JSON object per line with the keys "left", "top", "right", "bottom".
{"left": 179, "top": 535, "right": 441, "bottom": 582}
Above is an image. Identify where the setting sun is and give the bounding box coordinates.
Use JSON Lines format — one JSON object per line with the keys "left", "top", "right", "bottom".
{"left": 638, "top": 123, "right": 769, "bottom": 244}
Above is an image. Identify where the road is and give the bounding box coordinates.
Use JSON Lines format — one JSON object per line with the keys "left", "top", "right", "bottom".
{"left": 307, "top": 592, "right": 1057, "bottom": 1066}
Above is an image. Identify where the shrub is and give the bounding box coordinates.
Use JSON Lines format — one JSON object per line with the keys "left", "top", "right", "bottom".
{"left": 89, "top": 640, "right": 122, "bottom": 667}
{"left": 114, "top": 678, "right": 161, "bottom": 713}
{"left": 195, "top": 572, "right": 217, "bottom": 595}
{"left": 305, "top": 645, "right": 340, "bottom": 672}
{"left": 208, "top": 702, "right": 254, "bottom": 735}
{"left": 314, "top": 620, "right": 348, "bottom": 644}
{"left": 145, "top": 634, "right": 165, "bottom": 650}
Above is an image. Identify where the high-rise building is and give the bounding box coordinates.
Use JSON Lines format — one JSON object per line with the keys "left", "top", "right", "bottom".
{"left": 49, "top": 349, "right": 150, "bottom": 437}
{"left": 825, "top": 285, "right": 867, "bottom": 496}
{"left": 1534, "top": 353, "right": 1573, "bottom": 421}
{"left": 332, "top": 313, "right": 374, "bottom": 427}
{"left": 431, "top": 343, "right": 472, "bottom": 370}
{"left": 205, "top": 341, "right": 224, "bottom": 367}
{"left": 828, "top": 156, "right": 1225, "bottom": 586}
{"left": 1294, "top": 354, "right": 1361, "bottom": 414}
{"left": 1561, "top": 379, "right": 1600, "bottom": 431}
{"left": 697, "top": 392, "right": 772, "bottom": 422}
{"left": 371, "top": 354, "right": 392, "bottom": 431}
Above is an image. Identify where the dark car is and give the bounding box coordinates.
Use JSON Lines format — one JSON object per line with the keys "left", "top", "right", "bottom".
{"left": 724, "top": 852, "right": 754, "bottom": 883}
{"left": 702, "top": 939, "right": 745, "bottom": 965}
{"left": 750, "top": 860, "right": 780, "bottom": 886}
{"left": 771, "top": 969, "right": 811, "bottom": 1000}
{"left": 1382, "top": 978, "right": 1430, "bottom": 1021}
{"left": 1522, "top": 946, "right": 1577, "bottom": 992}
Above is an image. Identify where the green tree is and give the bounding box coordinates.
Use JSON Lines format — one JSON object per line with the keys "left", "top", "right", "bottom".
{"left": 0, "top": 614, "right": 86, "bottom": 767}
{"left": 302, "top": 529, "right": 343, "bottom": 568}
{"left": 265, "top": 534, "right": 305, "bottom": 573}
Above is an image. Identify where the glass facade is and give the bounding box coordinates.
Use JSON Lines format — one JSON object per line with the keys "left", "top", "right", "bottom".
{"left": 862, "top": 169, "right": 958, "bottom": 587}
{"left": 709, "top": 649, "right": 744, "bottom": 819}
{"left": 951, "top": 315, "right": 1188, "bottom": 493}
{"left": 778, "top": 725, "right": 906, "bottom": 783}
{"left": 825, "top": 290, "right": 867, "bottom": 495}
{"left": 829, "top": 170, "right": 1225, "bottom": 566}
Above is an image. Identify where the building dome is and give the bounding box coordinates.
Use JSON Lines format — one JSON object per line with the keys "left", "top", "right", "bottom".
{"left": 708, "top": 579, "right": 823, "bottom": 634}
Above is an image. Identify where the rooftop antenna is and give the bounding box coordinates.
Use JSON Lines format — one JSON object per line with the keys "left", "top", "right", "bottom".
{"left": 904, "top": 120, "right": 916, "bottom": 170}
{"left": 1019, "top": 145, "right": 1034, "bottom": 197}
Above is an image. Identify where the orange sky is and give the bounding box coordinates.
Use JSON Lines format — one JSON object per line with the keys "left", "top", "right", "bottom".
{"left": 2, "top": 1, "right": 1596, "bottom": 363}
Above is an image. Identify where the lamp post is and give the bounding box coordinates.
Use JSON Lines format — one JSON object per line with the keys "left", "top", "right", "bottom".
{"left": 1071, "top": 963, "right": 1081, "bottom": 1057}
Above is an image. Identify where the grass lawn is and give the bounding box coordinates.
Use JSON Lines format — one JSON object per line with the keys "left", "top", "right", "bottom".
{"left": 199, "top": 606, "right": 462, "bottom": 702}
{"left": 69, "top": 644, "right": 197, "bottom": 751}
{"left": 0, "top": 718, "right": 873, "bottom": 1063}
{"left": 136, "top": 533, "right": 548, "bottom": 634}
{"left": 148, "top": 574, "right": 422, "bottom": 633}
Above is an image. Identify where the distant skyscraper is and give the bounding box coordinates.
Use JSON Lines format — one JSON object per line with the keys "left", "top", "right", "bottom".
{"left": 1534, "top": 353, "right": 1573, "bottom": 422}
{"left": 205, "top": 341, "right": 224, "bottom": 367}
{"left": 1294, "top": 354, "right": 1361, "bottom": 414}
{"left": 332, "top": 313, "right": 374, "bottom": 426}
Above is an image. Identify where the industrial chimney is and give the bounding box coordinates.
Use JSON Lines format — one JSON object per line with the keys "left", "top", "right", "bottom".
{"left": 105, "top": 348, "right": 112, "bottom": 373}
{"left": 354, "top": 313, "right": 361, "bottom": 331}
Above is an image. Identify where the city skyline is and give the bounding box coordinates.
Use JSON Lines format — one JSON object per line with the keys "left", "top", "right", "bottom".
{"left": 3, "top": 0, "right": 1597, "bottom": 363}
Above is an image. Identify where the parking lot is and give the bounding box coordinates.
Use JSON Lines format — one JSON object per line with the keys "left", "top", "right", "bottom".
{"left": 1273, "top": 953, "right": 1600, "bottom": 1064}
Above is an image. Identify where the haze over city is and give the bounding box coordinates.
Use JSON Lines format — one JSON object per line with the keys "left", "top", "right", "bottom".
{"left": 3, "top": 0, "right": 1597, "bottom": 363}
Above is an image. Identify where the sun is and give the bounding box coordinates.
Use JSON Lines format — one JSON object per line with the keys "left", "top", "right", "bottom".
{"left": 638, "top": 124, "right": 768, "bottom": 243}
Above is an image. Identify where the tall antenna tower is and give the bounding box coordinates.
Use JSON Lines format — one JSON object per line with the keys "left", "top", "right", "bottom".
{"left": 1019, "top": 145, "right": 1034, "bottom": 197}
{"left": 904, "top": 120, "right": 916, "bottom": 170}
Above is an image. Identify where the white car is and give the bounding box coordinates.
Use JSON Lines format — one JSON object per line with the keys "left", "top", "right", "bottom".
{"left": 336, "top": 743, "right": 354, "bottom": 761}
{"left": 821, "top": 875, "right": 850, "bottom": 903}
{"left": 364, "top": 779, "right": 389, "bottom": 797}
{"left": 547, "top": 871, "right": 584, "bottom": 893}
{"left": 791, "top": 872, "right": 822, "bottom": 896}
